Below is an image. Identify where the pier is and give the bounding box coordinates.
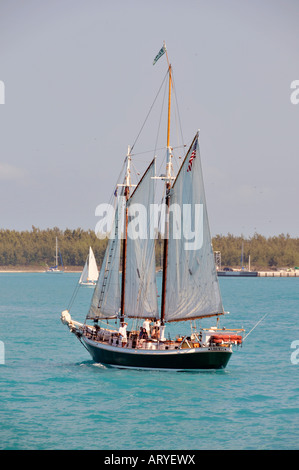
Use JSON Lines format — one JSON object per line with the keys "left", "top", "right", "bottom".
{"left": 217, "top": 270, "right": 299, "bottom": 277}
{"left": 257, "top": 271, "right": 299, "bottom": 277}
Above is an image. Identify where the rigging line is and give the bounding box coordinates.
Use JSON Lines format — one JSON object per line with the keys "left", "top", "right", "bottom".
{"left": 130, "top": 161, "right": 141, "bottom": 184}
{"left": 67, "top": 281, "right": 81, "bottom": 311}
{"left": 130, "top": 69, "right": 169, "bottom": 154}
{"left": 157, "top": 188, "right": 166, "bottom": 237}
{"left": 78, "top": 336, "right": 90, "bottom": 352}
{"left": 131, "top": 144, "right": 186, "bottom": 158}
{"left": 109, "top": 158, "right": 127, "bottom": 202}
{"left": 243, "top": 311, "right": 270, "bottom": 341}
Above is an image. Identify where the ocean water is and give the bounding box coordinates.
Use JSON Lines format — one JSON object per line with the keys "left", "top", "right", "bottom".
{"left": 0, "top": 272, "right": 298, "bottom": 450}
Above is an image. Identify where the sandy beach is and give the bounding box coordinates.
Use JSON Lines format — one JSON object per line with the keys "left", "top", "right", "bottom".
{"left": 0, "top": 266, "right": 83, "bottom": 273}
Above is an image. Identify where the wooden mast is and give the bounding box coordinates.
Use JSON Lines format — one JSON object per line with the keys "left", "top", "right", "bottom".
{"left": 160, "top": 50, "right": 172, "bottom": 334}
{"left": 120, "top": 146, "right": 131, "bottom": 327}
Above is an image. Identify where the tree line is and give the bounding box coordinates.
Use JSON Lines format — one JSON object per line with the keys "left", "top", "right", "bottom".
{"left": 0, "top": 227, "right": 298, "bottom": 269}
{"left": 212, "top": 233, "right": 299, "bottom": 269}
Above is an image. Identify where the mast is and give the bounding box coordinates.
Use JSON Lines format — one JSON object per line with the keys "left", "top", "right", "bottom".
{"left": 160, "top": 54, "right": 172, "bottom": 334}
{"left": 120, "top": 146, "right": 131, "bottom": 326}
{"left": 55, "top": 237, "right": 58, "bottom": 267}
{"left": 165, "top": 43, "right": 172, "bottom": 184}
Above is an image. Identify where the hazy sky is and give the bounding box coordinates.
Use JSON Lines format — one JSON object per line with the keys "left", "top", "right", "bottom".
{"left": 0, "top": 0, "right": 298, "bottom": 237}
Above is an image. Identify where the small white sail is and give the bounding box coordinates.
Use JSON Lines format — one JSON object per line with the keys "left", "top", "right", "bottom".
{"left": 79, "top": 247, "right": 99, "bottom": 285}
{"left": 125, "top": 159, "right": 159, "bottom": 319}
{"left": 87, "top": 196, "right": 125, "bottom": 320}
{"left": 164, "top": 133, "right": 224, "bottom": 322}
{"left": 79, "top": 259, "right": 88, "bottom": 284}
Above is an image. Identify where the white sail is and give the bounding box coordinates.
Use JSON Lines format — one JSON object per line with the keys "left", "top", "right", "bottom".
{"left": 79, "top": 258, "right": 88, "bottom": 284}
{"left": 164, "top": 133, "right": 224, "bottom": 322}
{"left": 125, "top": 159, "right": 159, "bottom": 319}
{"left": 79, "top": 247, "right": 99, "bottom": 284}
{"left": 87, "top": 197, "right": 124, "bottom": 320}
{"left": 87, "top": 247, "right": 99, "bottom": 281}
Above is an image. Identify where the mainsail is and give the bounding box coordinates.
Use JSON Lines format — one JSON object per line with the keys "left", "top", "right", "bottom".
{"left": 164, "top": 132, "right": 224, "bottom": 322}
{"left": 125, "top": 159, "right": 159, "bottom": 319}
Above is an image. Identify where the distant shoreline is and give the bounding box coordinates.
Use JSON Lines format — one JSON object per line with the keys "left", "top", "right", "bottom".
{"left": 0, "top": 265, "right": 298, "bottom": 277}
{"left": 0, "top": 266, "right": 83, "bottom": 273}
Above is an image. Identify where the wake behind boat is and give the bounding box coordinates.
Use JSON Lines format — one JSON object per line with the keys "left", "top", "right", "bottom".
{"left": 61, "top": 44, "right": 244, "bottom": 370}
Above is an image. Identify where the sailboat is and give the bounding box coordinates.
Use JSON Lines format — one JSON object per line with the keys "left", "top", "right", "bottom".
{"left": 79, "top": 247, "right": 99, "bottom": 286}
{"left": 61, "top": 45, "right": 244, "bottom": 370}
{"left": 46, "top": 237, "right": 64, "bottom": 273}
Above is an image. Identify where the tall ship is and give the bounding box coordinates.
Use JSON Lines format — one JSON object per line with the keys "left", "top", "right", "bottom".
{"left": 61, "top": 44, "right": 244, "bottom": 370}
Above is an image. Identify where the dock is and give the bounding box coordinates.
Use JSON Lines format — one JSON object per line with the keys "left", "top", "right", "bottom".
{"left": 257, "top": 271, "right": 299, "bottom": 277}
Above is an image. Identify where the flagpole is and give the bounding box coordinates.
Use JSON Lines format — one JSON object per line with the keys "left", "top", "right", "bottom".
{"left": 164, "top": 41, "right": 170, "bottom": 68}
{"left": 167, "top": 65, "right": 171, "bottom": 153}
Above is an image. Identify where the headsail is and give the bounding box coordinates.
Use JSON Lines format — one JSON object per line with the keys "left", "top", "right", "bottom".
{"left": 164, "top": 132, "right": 224, "bottom": 322}
{"left": 125, "top": 159, "right": 159, "bottom": 319}
{"left": 87, "top": 195, "right": 125, "bottom": 320}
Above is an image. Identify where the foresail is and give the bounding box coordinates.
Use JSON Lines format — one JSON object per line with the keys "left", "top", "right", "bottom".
{"left": 164, "top": 133, "right": 224, "bottom": 322}
{"left": 125, "top": 159, "right": 159, "bottom": 319}
{"left": 87, "top": 197, "right": 124, "bottom": 320}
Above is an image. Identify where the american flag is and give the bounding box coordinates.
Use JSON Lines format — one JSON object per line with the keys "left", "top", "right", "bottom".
{"left": 187, "top": 139, "right": 197, "bottom": 172}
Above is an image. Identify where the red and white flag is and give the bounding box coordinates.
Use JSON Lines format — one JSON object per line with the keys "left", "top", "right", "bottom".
{"left": 187, "top": 139, "right": 198, "bottom": 172}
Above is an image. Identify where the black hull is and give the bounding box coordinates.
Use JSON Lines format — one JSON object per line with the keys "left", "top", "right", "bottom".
{"left": 82, "top": 337, "right": 232, "bottom": 370}
{"left": 217, "top": 271, "right": 257, "bottom": 277}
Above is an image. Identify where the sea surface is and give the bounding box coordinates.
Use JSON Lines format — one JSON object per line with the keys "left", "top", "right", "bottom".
{"left": 0, "top": 272, "right": 298, "bottom": 450}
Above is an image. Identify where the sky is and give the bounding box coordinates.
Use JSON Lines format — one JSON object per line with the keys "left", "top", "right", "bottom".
{"left": 0, "top": 0, "right": 298, "bottom": 238}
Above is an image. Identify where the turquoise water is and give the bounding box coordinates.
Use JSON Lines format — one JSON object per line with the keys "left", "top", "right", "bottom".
{"left": 0, "top": 273, "right": 298, "bottom": 450}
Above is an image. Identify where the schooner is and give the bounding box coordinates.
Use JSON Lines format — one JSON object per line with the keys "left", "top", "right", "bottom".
{"left": 61, "top": 45, "right": 244, "bottom": 370}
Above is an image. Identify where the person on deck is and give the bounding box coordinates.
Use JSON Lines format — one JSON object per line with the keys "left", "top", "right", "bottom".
{"left": 118, "top": 322, "right": 128, "bottom": 347}
{"left": 143, "top": 318, "right": 151, "bottom": 338}
{"left": 152, "top": 319, "right": 160, "bottom": 339}
{"left": 138, "top": 327, "right": 148, "bottom": 347}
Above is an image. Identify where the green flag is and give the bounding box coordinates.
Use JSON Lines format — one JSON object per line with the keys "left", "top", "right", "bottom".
{"left": 153, "top": 44, "right": 166, "bottom": 65}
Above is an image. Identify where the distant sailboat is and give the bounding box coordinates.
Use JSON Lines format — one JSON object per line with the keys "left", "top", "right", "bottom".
{"left": 61, "top": 44, "right": 244, "bottom": 370}
{"left": 46, "top": 237, "right": 64, "bottom": 273}
{"left": 79, "top": 247, "right": 99, "bottom": 286}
